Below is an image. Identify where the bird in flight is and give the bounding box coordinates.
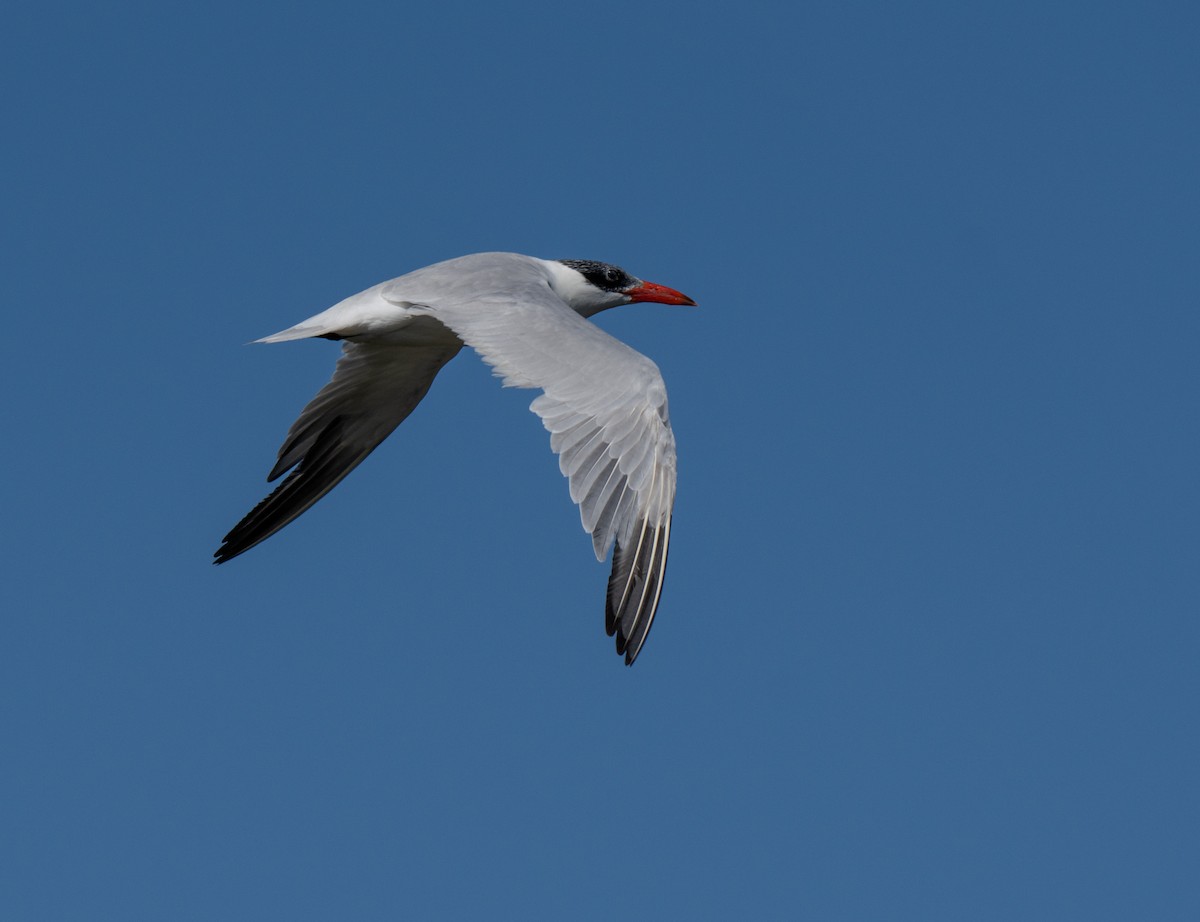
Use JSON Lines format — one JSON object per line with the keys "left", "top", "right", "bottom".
{"left": 215, "top": 252, "right": 695, "bottom": 664}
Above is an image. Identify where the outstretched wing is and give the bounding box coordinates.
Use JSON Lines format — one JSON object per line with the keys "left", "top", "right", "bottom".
{"left": 214, "top": 337, "right": 462, "bottom": 563}
{"left": 403, "top": 284, "right": 677, "bottom": 664}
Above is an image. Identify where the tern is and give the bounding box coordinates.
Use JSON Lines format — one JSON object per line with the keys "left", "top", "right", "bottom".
{"left": 215, "top": 252, "right": 694, "bottom": 664}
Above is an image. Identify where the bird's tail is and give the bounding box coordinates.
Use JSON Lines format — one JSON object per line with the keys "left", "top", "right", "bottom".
{"left": 253, "top": 324, "right": 335, "bottom": 344}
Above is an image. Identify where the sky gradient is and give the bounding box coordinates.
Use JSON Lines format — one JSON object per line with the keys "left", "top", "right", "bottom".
{"left": 3, "top": 1, "right": 1198, "bottom": 919}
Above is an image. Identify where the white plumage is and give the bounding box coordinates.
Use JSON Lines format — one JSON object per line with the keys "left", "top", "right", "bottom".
{"left": 215, "top": 252, "right": 694, "bottom": 665}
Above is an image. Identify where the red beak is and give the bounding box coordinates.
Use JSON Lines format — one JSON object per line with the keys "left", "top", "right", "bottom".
{"left": 625, "top": 281, "right": 697, "bottom": 306}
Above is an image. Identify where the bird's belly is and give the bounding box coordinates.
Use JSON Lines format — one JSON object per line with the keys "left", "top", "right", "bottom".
{"left": 327, "top": 287, "right": 460, "bottom": 345}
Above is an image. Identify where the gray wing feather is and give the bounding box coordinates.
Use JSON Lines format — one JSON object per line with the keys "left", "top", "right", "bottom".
{"left": 408, "top": 284, "right": 676, "bottom": 664}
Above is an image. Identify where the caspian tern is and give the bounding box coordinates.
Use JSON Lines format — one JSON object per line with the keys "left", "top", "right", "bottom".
{"left": 215, "top": 252, "right": 694, "bottom": 665}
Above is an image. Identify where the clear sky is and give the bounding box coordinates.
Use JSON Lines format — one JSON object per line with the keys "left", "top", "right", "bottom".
{"left": 3, "top": 1, "right": 1197, "bottom": 919}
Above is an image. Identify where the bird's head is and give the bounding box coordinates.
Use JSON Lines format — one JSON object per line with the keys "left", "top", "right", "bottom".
{"left": 551, "top": 259, "right": 696, "bottom": 317}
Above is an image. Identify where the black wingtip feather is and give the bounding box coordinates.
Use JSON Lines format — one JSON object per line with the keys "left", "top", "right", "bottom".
{"left": 604, "top": 518, "right": 671, "bottom": 666}
{"left": 213, "top": 417, "right": 366, "bottom": 564}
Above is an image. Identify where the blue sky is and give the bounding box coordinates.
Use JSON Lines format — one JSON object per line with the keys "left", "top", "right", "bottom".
{"left": 3, "top": 1, "right": 1197, "bottom": 918}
